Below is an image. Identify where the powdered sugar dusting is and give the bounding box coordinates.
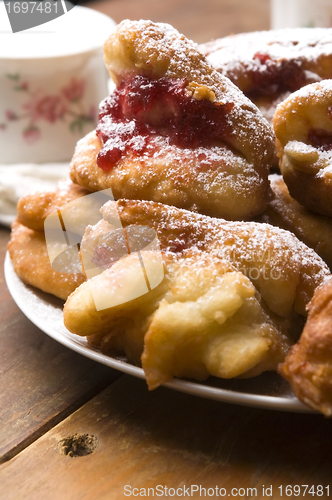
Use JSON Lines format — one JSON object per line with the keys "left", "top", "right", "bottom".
{"left": 274, "top": 80, "right": 332, "bottom": 183}
{"left": 104, "top": 20, "right": 275, "bottom": 171}
{"left": 200, "top": 27, "right": 332, "bottom": 91}
{"left": 260, "top": 174, "right": 332, "bottom": 269}
{"left": 110, "top": 199, "right": 331, "bottom": 318}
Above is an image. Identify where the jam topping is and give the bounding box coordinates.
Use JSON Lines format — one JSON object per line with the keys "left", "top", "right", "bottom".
{"left": 253, "top": 52, "right": 271, "bottom": 65}
{"left": 248, "top": 53, "right": 307, "bottom": 97}
{"left": 96, "top": 75, "right": 234, "bottom": 172}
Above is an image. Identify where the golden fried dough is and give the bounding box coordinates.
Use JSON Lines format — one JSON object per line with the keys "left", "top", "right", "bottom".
{"left": 64, "top": 250, "right": 293, "bottom": 389}
{"left": 103, "top": 20, "right": 273, "bottom": 170}
{"left": 17, "top": 179, "right": 91, "bottom": 232}
{"left": 70, "top": 130, "right": 270, "bottom": 221}
{"left": 63, "top": 198, "right": 331, "bottom": 390}
{"left": 274, "top": 80, "right": 332, "bottom": 217}
{"left": 11, "top": 180, "right": 109, "bottom": 299}
{"left": 70, "top": 20, "right": 274, "bottom": 220}
{"left": 260, "top": 174, "right": 332, "bottom": 269}
{"left": 200, "top": 28, "right": 332, "bottom": 123}
{"left": 279, "top": 280, "right": 332, "bottom": 416}
{"left": 8, "top": 222, "right": 85, "bottom": 300}
{"left": 102, "top": 199, "right": 330, "bottom": 318}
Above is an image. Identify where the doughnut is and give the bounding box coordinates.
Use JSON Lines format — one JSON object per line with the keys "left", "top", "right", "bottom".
{"left": 106, "top": 199, "right": 330, "bottom": 318}
{"left": 259, "top": 174, "right": 332, "bottom": 269}
{"left": 9, "top": 180, "right": 98, "bottom": 299}
{"left": 64, "top": 248, "right": 293, "bottom": 390}
{"left": 70, "top": 20, "right": 275, "bottom": 221}
{"left": 200, "top": 28, "right": 332, "bottom": 123}
{"left": 17, "top": 179, "right": 91, "bottom": 232}
{"left": 273, "top": 79, "right": 332, "bottom": 217}
{"left": 63, "top": 198, "right": 331, "bottom": 389}
{"left": 8, "top": 221, "right": 85, "bottom": 300}
{"left": 279, "top": 279, "right": 332, "bottom": 416}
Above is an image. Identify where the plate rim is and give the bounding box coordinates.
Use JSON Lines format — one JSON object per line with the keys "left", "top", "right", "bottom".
{"left": 4, "top": 252, "right": 316, "bottom": 413}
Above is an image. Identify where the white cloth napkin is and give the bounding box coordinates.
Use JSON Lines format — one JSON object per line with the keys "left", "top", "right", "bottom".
{"left": 0, "top": 163, "right": 69, "bottom": 226}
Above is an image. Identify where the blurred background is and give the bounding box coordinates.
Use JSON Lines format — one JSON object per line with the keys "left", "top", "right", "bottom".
{"left": 83, "top": 0, "right": 332, "bottom": 44}
{"left": 83, "top": 0, "right": 271, "bottom": 43}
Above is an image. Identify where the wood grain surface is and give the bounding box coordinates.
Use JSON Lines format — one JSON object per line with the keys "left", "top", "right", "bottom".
{"left": 1, "top": 376, "right": 332, "bottom": 500}
{"left": 0, "top": 228, "right": 120, "bottom": 465}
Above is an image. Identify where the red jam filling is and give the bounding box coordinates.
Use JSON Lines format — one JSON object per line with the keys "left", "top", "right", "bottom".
{"left": 248, "top": 53, "right": 307, "bottom": 97}
{"left": 308, "top": 129, "right": 332, "bottom": 151}
{"left": 96, "top": 75, "right": 234, "bottom": 172}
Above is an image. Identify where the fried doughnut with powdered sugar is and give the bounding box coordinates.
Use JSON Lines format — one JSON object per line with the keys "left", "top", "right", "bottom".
{"left": 17, "top": 179, "right": 91, "bottom": 232}
{"left": 8, "top": 222, "right": 85, "bottom": 300}
{"left": 107, "top": 199, "right": 330, "bottom": 317}
{"left": 9, "top": 181, "right": 91, "bottom": 299}
{"left": 274, "top": 79, "right": 332, "bottom": 217}
{"left": 279, "top": 279, "right": 332, "bottom": 416}
{"left": 70, "top": 20, "right": 274, "bottom": 220}
{"left": 63, "top": 199, "right": 330, "bottom": 390}
{"left": 64, "top": 248, "right": 294, "bottom": 390}
{"left": 200, "top": 28, "right": 332, "bottom": 124}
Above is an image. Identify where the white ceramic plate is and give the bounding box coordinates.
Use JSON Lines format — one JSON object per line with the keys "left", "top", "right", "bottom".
{"left": 4, "top": 253, "right": 315, "bottom": 413}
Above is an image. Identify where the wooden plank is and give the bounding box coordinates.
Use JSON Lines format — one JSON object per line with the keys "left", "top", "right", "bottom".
{"left": 1, "top": 375, "right": 332, "bottom": 500}
{"left": 0, "top": 228, "right": 121, "bottom": 464}
{"left": 88, "top": 0, "right": 270, "bottom": 43}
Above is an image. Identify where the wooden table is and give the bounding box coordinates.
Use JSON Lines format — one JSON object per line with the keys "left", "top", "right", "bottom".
{"left": 1, "top": 1, "right": 332, "bottom": 499}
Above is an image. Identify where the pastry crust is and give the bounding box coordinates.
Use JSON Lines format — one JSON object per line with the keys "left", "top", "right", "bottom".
{"left": 17, "top": 179, "right": 91, "bottom": 232}
{"left": 63, "top": 198, "right": 332, "bottom": 390}
{"left": 64, "top": 248, "right": 293, "bottom": 389}
{"left": 200, "top": 28, "right": 332, "bottom": 123}
{"left": 105, "top": 199, "right": 330, "bottom": 318}
{"left": 260, "top": 174, "right": 332, "bottom": 269}
{"left": 70, "top": 129, "right": 270, "bottom": 221}
{"left": 273, "top": 80, "right": 332, "bottom": 217}
{"left": 102, "top": 20, "right": 273, "bottom": 170}
{"left": 10, "top": 181, "right": 94, "bottom": 299}
{"left": 70, "top": 20, "right": 275, "bottom": 220}
{"left": 279, "top": 279, "right": 332, "bottom": 416}
{"left": 8, "top": 222, "right": 85, "bottom": 301}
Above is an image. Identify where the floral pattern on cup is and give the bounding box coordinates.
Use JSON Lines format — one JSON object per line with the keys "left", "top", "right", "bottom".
{"left": 0, "top": 73, "right": 96, "bottom": 143}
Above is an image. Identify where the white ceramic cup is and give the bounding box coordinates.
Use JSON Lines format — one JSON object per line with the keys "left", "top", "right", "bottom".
{"left": 0, "top": 4, "right": 116, "bottom": 164}
{"left": 271, "top": 0, "right": 332, "bottom": 29}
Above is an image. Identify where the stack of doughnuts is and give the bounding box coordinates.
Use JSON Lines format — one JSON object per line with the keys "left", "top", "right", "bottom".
{"left": 7, "top": 20, "right": 332, "bottom": 415}
{"left": 263, "top": 79, "right": 332, "bottom": 414}
{"left": 64, "top": 198, "right": 330, "bottom": 390}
